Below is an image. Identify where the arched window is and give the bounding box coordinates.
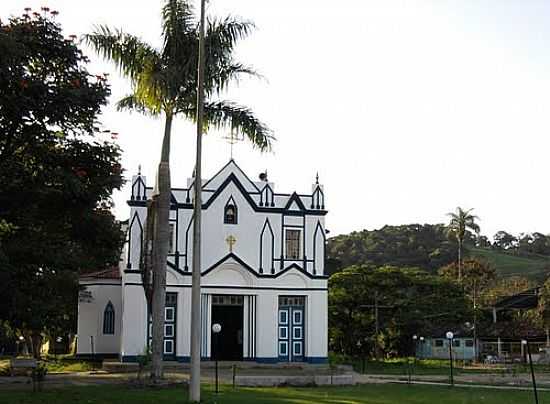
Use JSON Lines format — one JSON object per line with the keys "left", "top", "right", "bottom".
{"left": 224, "top": 199, "right": 238, "bottom": 224}
{"left": 103, "top": 301, "right": 115, "bottom": 335}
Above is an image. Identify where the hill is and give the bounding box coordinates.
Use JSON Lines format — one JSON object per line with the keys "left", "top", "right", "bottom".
{"left": 469, "top": 248, "right": 550, "bottom": 282}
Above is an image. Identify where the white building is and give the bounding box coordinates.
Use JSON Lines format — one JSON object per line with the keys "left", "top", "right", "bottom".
{"left": 77, "top": 160, "right": 328, "bottom": 363}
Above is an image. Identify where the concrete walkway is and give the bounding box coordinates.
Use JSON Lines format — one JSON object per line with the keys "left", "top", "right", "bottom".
{"left": 1, "top": 368, "right": 549, "bottom": 392}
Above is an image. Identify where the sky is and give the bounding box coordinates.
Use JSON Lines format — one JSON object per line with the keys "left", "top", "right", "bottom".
{"left": 3, "top": 0, "right": 550, "bottom": 238}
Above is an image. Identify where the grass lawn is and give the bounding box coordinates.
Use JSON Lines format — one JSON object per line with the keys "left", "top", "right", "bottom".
{"left": 470, "top": 248, "right": 550, "bottom": 280}
{"left": 2, "top": 383, "right": 546, "bottom": 404}
{"left": 349, "top": 357, "right": 532, "bottom": 376}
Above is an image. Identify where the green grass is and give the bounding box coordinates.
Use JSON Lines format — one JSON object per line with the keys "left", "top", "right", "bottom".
{"left": 352, "top": 358, "right": 504, "bottom": 376}
{"left": 470, "top": 248, "right": 550, "bottom": 280}
{"left": 43, "top": 359, "right": 95, "bottom": 373}
{"left": 1, "top": 384, "right": 546, "bottom": 404}
{"left": 350, "top": 357, "right": 550, "bottom": 377}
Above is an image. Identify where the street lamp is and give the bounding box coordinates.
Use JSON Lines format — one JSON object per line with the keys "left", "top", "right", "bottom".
{"left": 446, "top": 331, "right": 454, "bottom": 386}
{"left": 212, "top": 323, "right": 222, "bottom": 394}
{"left": 522, "top": 339, "right": 539, "bottom": 404}
{"left": 411, "top": 335, "right": 421, "bottom": 383}
{"left": 356, "top": 340, "right": 366, "bottom": 373}
{"left": 17, "top": 335, "right": 24, "bottom": 356}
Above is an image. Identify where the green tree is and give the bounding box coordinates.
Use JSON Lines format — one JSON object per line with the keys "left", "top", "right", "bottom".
{"left": 439, "top": 258, "right": 496, "bottom": 360}
{"left": 84, "top": 0, "right": 272, "bottom": 381}
{"left": 537, "top": 278, "right": 550, "bottom": 346}
{"left": 0, "top": 11, "right": 123, "bottom": 357}
{"left": 329, "top": 265, "right": 470, "bottom": 358}
{"left": 493, "top": 231, "right": 517, "bottom": 251}
{"left": 447, "top": 207, "right": 480, "bottom": 282}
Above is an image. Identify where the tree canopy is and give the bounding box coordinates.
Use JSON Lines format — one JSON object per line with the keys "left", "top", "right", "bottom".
{"left": 329, "top": 264, "right": 470, "bottom": 357}
{"left": 0, "top": 12, "right": 124, "bottom": 355}
{"left": 327, "top": 224, "right": 458, "bottom": 274}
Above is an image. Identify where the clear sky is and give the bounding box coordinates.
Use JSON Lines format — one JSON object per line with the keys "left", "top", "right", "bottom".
{"left": 3, "top": 1, "right": 550, "bottom": 238}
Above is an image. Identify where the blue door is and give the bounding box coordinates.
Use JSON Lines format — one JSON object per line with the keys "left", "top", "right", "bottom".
{"left": 278, "top": 296, "right": 305, "bottom": 362}
{"left": 148, "top": 292, "right": 177, "bottom": 360}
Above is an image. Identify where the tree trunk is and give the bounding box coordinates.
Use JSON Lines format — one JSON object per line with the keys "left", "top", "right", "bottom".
{"left": 458, "top": 239, "right": 462, "bottom": 283}
{"left": 150, "top": 113, "right": 173, "bottom": 382}
{"left": 30, "top": 333, "right": 42, "bottom": 359}
{"left": 190, "top": 1, "right": 206, "bottom": 401}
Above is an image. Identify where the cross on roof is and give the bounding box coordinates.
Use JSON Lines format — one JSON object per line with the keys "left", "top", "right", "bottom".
{"left": 222, "top": 129, "right": 243, "bottom": 159}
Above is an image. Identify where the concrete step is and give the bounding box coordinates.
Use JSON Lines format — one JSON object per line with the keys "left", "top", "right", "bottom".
{"left": 102, "top": 360, "right": 340, "bottom": 374}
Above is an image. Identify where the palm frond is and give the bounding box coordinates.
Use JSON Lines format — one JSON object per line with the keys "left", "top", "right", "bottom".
{"left": 206, "top": 17, "right": 255, "bottom": 50}
{"left": 203, "top": 17, "right": 256, "bottom": 94}
{"left": 116, "top": 94, "right": 161, "bottom": 117}
{"left": 179, "top": 100, "right": 274, "bottom": 152}
{"left": 161, "top": 0, "right": 197, "bottom": 85}
{"left": 83, "top": 26, "right": 160, "bottom": 82}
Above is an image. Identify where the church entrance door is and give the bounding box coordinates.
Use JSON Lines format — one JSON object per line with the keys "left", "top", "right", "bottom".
{"left": 278, "top": 296, "right": 305, "bottom": 362}
{"left": 211, "top": 295, "right": 244, "bottom": 361}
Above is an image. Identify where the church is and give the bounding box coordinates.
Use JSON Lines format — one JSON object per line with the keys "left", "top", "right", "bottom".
{"left": 77, "top": 160, "right": 328, "bottom": 363}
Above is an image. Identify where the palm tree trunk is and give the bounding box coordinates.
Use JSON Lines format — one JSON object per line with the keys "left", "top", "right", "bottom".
{"left": 190, "top": 0, "right": 206, "bottom": 401}
{"left": 150, "top": 113, "right": 172, "bottom": 382}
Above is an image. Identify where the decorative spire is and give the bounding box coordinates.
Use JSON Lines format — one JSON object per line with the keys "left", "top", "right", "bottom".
{"left": 315, "top": 172, "right": 319, "bottom": 185}
{"left": 138, "top": 164, "right": 142, "bottom": 175}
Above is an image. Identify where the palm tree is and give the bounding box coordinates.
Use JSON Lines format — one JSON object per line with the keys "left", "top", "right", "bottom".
{"left": 84, "top": 0, "right": 272, "bottom": 382}
{"left": 447, "top": 207, "right": 480, "bottom": 282}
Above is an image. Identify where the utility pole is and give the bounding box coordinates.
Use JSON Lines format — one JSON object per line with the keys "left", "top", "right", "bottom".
{"left": 359, "top": 291, "right": 392, "bottom": 361}
{"left": 473, "top": 280, "right": 478, "bottom": 362}
{"left": 189, "top": 0, "right": 206, "bottom": 401}
{"left": 374, "top": 291, "right": 379, "bottom": 360}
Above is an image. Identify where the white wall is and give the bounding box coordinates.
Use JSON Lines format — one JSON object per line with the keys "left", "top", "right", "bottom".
{"left": 77, "top": 281, "right": 121, "bottom": 355}
{"left": 118, "top": 160, "right": 328, "bottom": 361}
{"left": 120, "top": 275, "right": 148, "bottom": 357}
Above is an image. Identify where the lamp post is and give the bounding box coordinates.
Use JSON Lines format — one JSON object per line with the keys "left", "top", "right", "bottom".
{"left": 522, "top": 339, "right": 539, "bottom": 404}
{"left": 212, "top": 323, "right": 222, "bottom": 394}
{"left": 17, "top": 335, "right": 24, "bottom": 356}
{"left": 410, "top": 335, "right": 419, "bottom": 384}
{"left": 446, "top": 331, "right": 454, "bottom": 386}
{"left": 356, "top": 340, "right": 365, "bottom": 373}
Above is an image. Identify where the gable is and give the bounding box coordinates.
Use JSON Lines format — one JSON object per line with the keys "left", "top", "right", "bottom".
{"left": 202, "top": 160, "right": 259, "bottom": 194}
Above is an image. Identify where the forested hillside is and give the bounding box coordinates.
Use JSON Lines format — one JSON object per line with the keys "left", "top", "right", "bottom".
{"left": 326, "top": 224, "right": 457, "bottom": 275}
{"left": 327, "top": 225, "right": 550, "bottom": 280}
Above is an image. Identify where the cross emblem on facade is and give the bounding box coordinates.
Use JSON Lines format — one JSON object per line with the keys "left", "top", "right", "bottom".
{"left": 225, "top": 235, "right": 236, "bottom": 252}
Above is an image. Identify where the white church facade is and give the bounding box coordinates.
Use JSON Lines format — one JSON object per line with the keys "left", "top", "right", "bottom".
{"left": 77, "top": 160, "right": 328, "bottom": 363}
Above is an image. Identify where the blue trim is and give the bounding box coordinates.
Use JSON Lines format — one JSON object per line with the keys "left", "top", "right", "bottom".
{"left": 127, "top": 173, "right": 327, "bottom": 216}
{"left": 122, "top": 355, "right": 191, "bottom": 363}
{"left": 306, "top": 356, "right": 328, "bottom": 364}
{"left": 125, "top": 282, "right": 327, "bottom": 291}
{"left": 202, "top": 253, "right": 328, "bottom": 280}
{"left": 255, "top": 357, "right": 279, "bottom": 364}
{"left": 120, "top": 355, "right": 324, "bottom": 364}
